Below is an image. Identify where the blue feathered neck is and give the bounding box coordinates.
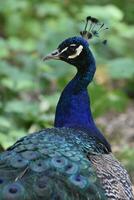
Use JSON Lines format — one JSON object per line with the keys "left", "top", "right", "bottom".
{"left": 54, "top": 46, "right": 111, "bottom": 152}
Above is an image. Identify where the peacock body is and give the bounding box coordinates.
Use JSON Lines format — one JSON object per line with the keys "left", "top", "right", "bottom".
{"left": 0, "top": 17, "right": 133, "bottom": 200}
{"left": 0, "top": 128, "right": 107, "bottom": 200}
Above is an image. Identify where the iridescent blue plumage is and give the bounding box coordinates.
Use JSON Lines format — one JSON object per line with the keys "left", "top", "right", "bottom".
{"left": 55, "top": 36, "right": 111, "bottom": 152}
{"left": 0, "top": 31, "right": 133, "bottom": 200}
{"left": 0, "top": 128, "right": 107, "bottom": 199}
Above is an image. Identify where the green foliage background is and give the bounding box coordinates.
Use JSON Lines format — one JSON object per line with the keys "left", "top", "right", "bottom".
{"left": 0, "top": 0, "right": 134, "bottom": 181}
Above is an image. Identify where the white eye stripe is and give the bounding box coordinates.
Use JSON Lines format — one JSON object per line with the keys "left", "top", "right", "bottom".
{"left": 70, "top": 44, "right": 76, "bottom": 46}
{"left": 60, "top": 44, "right": 76, "bottom": 53}
{"left": 60, "top": 47, "right": 68, "bottom": 53}
{"left": 68, "top": 45, "right": 83, "bottom": 59}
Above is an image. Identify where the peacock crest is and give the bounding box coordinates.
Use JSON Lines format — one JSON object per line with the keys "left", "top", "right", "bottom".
{"left": 80, "top": 16, "right": 108, "bottom": 44}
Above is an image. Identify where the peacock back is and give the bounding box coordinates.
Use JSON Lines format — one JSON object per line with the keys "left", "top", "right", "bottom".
{"left": 0, "top": 128, "right": 107, "bottom": 200}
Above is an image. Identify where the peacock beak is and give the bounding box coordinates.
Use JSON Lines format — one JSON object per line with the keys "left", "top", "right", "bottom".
{"left": 43, "top": 49, "right": 60, "bottom": 61}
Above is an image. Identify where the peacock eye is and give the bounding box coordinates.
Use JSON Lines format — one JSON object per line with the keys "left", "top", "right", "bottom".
{"left": 68, "top": 46, "right": 76, "bottom": 53}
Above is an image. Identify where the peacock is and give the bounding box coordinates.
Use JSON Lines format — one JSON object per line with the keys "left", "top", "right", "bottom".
{"left": 0, "top": 16, "right": 133, "bottom": 200}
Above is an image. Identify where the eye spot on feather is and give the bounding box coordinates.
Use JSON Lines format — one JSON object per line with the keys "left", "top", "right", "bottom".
{"left": 0, "top": 178, "right": 4, "bottom": 184}
{"left": 30, "top": 159, "right": 48, "bottom": 172}
{"left": 65, "top": 162, "right": 79, "bottom": 174}
{"left": 37, "top": 177, "right": 47, "bottom": 189}
{"left": 3, "top": 183, "right": 25, "bottom": 199}
{"left": 51, "top": 156, "right": 68, "bottom": 168}
{"left": 69, "top": 174, "right": 88, "bottom": 189}
{"left": 34, "top": 176, "right": 51, "bottom": 197}
{"left": 10, "top": 156, "right": 29, "bottom": 168}
{"left": 68, "top": 45, "right": 83, "bottom": 59}
{"left": 9, "top": 187, "right": 17, "bottom": 194}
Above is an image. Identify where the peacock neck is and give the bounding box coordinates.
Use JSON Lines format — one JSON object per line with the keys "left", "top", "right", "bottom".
{"left": 54, "top": 57, "right": 96, "bottom": 129}
{"left": 54, "top": 53, "right": 111, "bottom": 152}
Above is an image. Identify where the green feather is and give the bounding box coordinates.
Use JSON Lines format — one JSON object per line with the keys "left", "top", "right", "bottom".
{"left": 0, "top": 128, "right": 107, "bottom": 200}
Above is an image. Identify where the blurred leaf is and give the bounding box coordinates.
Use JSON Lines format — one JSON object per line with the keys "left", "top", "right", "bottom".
{"left": 90, "top": 83, "right": 128, "bottom": 117}
{"left": 0, "top": 39, "right": 9, "bottom": 58}
{"left": 0, "top": 117, "right": 11, "bottom": 129}
{"left": 5, "top": 100, "right": 39, "bottom": 116}
{"left": 108, "top": 58, "right": 134, "bottom": 79}
{"left": 81, "top": 5, "right": 123, "bottom": 21}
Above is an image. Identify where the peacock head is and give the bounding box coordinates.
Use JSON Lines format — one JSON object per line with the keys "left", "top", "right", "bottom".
{"left": 43, "top": 36, "right": 91, "bottom": 69}
{"left": 43, "top": 16, "right": 107, "bottom": 70}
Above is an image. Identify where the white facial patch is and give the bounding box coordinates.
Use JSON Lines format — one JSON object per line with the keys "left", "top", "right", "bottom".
{"left": 70, "top": 44, "right": 76, "bottom": 46}
{"left": 68, "top": 45, "right": 83, "bottom": 59}
{"left": 60, "top": 47, "right": 68, "bottom": 53}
